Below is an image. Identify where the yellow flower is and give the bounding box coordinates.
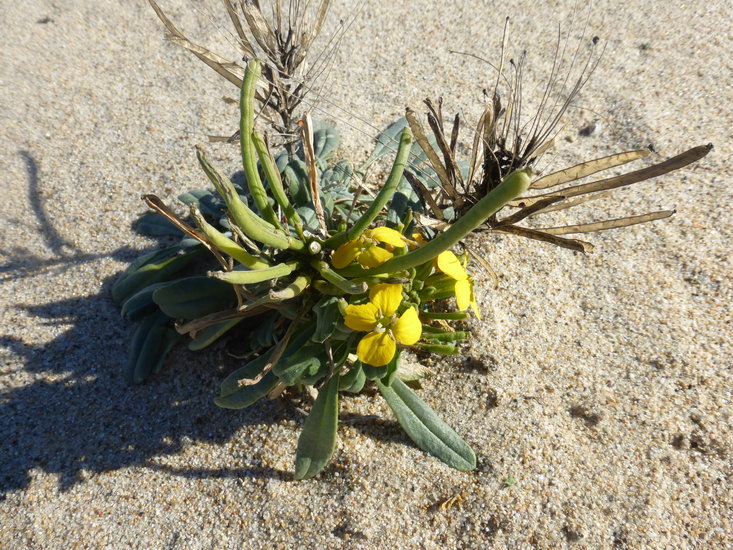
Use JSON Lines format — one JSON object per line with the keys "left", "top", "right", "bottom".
{"left": 343, "top": 283, "right": 422, "bottom": 367}
{"left": 436, "top": 251, "right": 481, "bottom": 319}
{"left": 331, "top": 227, "right": 406, "bottom": 269}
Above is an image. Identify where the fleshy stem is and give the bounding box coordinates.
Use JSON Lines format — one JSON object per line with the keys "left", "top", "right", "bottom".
{"left": 196, "top": 147, "right": 304, "bottom": 251}
{"left": 310, "top": 260, "right": 368, "bottom": 294}
{"left": 210, "top": 261, "right": 300, "bottom": 284}
{"left": 340, "top": 168, "right": 533, "bottom": 276}
{"left": 240, "top": 60, "right": 282, "bottom": 230}
{"left": 189, "top": 204, "right": 269, "bottom": 269}
{"left": 323, "top": 127, "right": 413, "bottom": 249}
{"left": 251, "top": 131, "right": 304, "bottom": 238}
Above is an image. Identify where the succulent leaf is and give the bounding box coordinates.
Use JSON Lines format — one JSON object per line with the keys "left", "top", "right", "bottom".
{"left": 377, "top": 378, "right": 476, "bottom": 471}
{"left": 294, "top": 375, "right": 340, "bottom": 480}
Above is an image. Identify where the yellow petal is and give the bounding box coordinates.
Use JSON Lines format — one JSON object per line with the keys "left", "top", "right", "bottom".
{"left": 343, "top": 303, "right": 379, "bottom": 332}
{"left": 357, "top": 331, "right": 396, "bottom": 367}
{"left": 369, "top": 283, "right": 403, "bottom": 316}
{"left": 392, "top": 307, "right": 422, "bottom": 345}
{"left": 437, "top": 251, "right": 467, "bottom": 281}
{"left": 331, "top": 240, "right": 360, "bottom": 269}
{"left": 368, "top": 226, "right": 406, "bottom": 248}
{"left": 455, "top": 279, "right": 471, "bottom": 311}
{"left": 358, "top": 245, "right": 393, "bottom": 268}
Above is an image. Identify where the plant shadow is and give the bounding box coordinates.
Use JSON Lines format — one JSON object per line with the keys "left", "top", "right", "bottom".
{"left": 0, "top": 152, "right": 284, "bottom": 496}
{"left": 1, "top": 276, "right": 288, "bottom": 496}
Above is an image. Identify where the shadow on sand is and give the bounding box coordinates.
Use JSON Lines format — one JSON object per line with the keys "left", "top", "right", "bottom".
{"left": 1, "top": 152, "right": 288, "bottom": 496}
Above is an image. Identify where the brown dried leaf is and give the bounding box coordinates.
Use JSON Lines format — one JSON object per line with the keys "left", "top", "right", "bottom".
{"left": 497, "top": 196, "right": 566, "bottom": 226}
{"left": 531, "top": 190, "right": 614, "bottom": 214}
{"left": 240, "top": 0, "right": 277, "bottom": 56}
{"left": 148, "top": 0, "right": 243, "bottom": 88}
{"left": 221, "top": 0, "right": 256, "bottom": 57}
{"left": 495, "top": 225, "right": 594, "bottom": 252}
{"left": 142, "top": 194, "right": 228, "bottom": 268}
{"left": 530, "top": 144, "right": 713, "bottom": 202}
{"left": 299, "top": 114, "right": 327, "bottom": 232}
{"left": 405, "top": 171, "right": 444, "bottom": 221}
{"left": 467, "top": 106, "right": 492, "bottom": 188}
{"left": 535, "top": 210, "right": 675, "bottom": 235}
{"left": 531, "top": 148, "right": 652, "bottom": 189}
{"left": 426, "top": 109, "right": 464, "bottom": 191}
{"left": 405, "top": 108, "right": 457, "bottom": 198}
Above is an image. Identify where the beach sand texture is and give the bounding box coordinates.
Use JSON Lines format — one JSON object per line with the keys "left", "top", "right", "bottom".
{"left": 1, "top": 1, "right": 731, "bottom": 548}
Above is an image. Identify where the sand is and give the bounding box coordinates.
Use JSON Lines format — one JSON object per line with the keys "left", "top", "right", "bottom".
{"left": 1, "top": 0, "right": 731, "bottom": 548}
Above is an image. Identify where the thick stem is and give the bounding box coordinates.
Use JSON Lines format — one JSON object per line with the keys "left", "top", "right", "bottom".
{"left": 197, "top": 147, "right": 303, "bottom": 251}
{"left": 189, "top": 204, "right": 269, "bottom": 269}
{"left": 323, "top": 127, "right": 413, "bottom": 249}
{"left": 240, "top": 61, "right": 282, "bottom": 229}
{"left": 251, "top": 131, "right": 304, "bottom": 236}
{"left": 340, "top": 168, "right": 533, "bottom": 276}
{"left": 209, "top": 261, "right": 300, "bottom": 285}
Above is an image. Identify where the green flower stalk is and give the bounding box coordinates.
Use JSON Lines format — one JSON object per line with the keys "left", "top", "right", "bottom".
{"left": 338, "top": 168, "right": 532, "bottom": 277}
{"left": 239, "top": 61, "right": 282, "bottom": 229}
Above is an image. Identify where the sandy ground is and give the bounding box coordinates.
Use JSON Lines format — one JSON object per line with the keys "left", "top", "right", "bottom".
{"left": 1, "top": 0, "right": 731, "bottom": 548}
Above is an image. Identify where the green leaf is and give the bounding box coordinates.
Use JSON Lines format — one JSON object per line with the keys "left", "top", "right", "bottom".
{"left": 362, "top": 362, "right": 389, "bottom": 380}
{"left": 420, "top": 311, "right": 469, "bottom": 320}
{"left": 219, "top": 349, "right": 275, "bottom": 397}
{"left": 214, "top": 371, "right": 279, "bottom": 409}
{"left": 339, "top": 365, "right": 366, "bottom": 393}
{"left": 387, "top": 176, "right": 421, "bottom": 226}
{"left": 421, "top": 330, "right": 469, "bottom": 343}
{"left": 112, "top": 246, "right": 202, "bottom": 305}
{"left": 152, "top": 276, "right": 236, "bottom": 319}
{"left": 363, "top": 118, "right": 408, "bottom": 169}
{"left": 253, "top": 311, "right": 277, "bottom": 348}
{"left": 132, "top": 213, "right": 183, "bottom": 237}
{"left": 188, "top": 318, "right": 244, "bottom": 351}
{"left": 281, "top": 159, "right": 311, "bottom": 206}
{"left": 178, "top": 189, "right": 225, "bottom": 218}
{"left": 125, "top": 311, "right": 180, "bottom": 384}
{"left": 311, "top": 125, "right": 340, "bottom": 160}
{"left": 312, "top": 297, "right": 341, "bottom": 343}
{"left": 273, "top": 344, "right": 325, "bottom": 386}
{"left": 320, "top": 160, "right": 353, "bottom": 193}
{"left": 376, "top": 378, "right": 476, "bottom": 471}
{"left": 417, "top": 343, "right": 458, "bottom": 355}
{"left": 294, "top": 375, "right": 340, "bottom": 479}
{"left": 120, "top": 281, "right": 171, "bottom": 322}
{"left": 381, "top": 349, "right": 401, "bottom": 386}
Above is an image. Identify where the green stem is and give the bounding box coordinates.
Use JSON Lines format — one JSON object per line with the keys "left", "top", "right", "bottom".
{"left": 209, "top": 261, "right": 299, "bottom": 285}
{"left": 251, "top": 131, "right": 304, "bottom": 236}
{"left": 240, "top": 60, "right": 282, "bottom": 229}
{"left": 340, "top": 168, "right": 532, "bottom": 276}
{"left": 269, "top": 274, "right": 311, "bottom": 300}
{"left": 323, "top": 127, "right": 413, "bottom": 249}
{"left": 189, "top": 204, "right": 269, "bottom": 269}
{"left": 420, "top": 311, "right": 469, "bottom": 320}
{"left": 197, "top": 147, "right": 303, "bottom": 251}
{"left": 310, "top": 260, "right": 368, "bottom": 294}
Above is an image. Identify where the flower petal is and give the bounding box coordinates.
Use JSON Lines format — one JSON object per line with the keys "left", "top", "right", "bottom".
{"left": 357, "top": 331, "right": 396, "bottom": 367}
{"left": 392, "top": 307, "right": 422, "bottom": 345}
{"left": 455, "top": 279, "right": 471, "bottom": 311}
{"left": 358, "top": 245, "right": 393, "bottom": 268}
{"left": 331, "top": 240, "right": 360, "bottom": 269}
{"left": 437, "top": 251, "right": 467, "bottom": 281}
{"left": 343, "top": 303, "right": 379, "bottom": 332}
{"left": 369, "top": 226, "right": 407, "bottom": 248}
{"left": 369, "top": 283, "right": 403, "bottom": 316}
